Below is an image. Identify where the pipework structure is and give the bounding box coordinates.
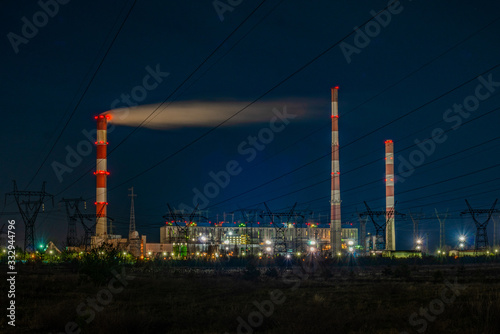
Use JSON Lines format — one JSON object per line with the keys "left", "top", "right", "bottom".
{"left": 385, "top": 139, "right": 395, "bottom": 250}
{"left": 94, "top": 114, "right": 110, "bottom": 238}
{"left": 330, "top": 86, "right": 342, "bottom": 255}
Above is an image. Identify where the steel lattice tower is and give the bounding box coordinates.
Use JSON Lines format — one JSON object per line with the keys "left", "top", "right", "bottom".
{"left": 461, "top": 199, "right": 499, "bottom": 251}
{"left": 163, "top": 204, "right": 204, "bottom": 244}
{"left": 435, "top": 208, "right": 448, "bottom": 250}
{"left": 260, "top": 203, "right": 301, "bottom": 255}
{"left": 6, "top": 181, "right": 53, "bottom": 252}
{"left": 361, "top": 201, "right": 405, "bottom": 251}
{"left": 409, "top": 211, "right": 424, "bottom": 250}
{"left": 60, "top": 198, "right": 85, "bottom": 247}
{"left": 231, "top": 208, "right": 260, "bottom": 254}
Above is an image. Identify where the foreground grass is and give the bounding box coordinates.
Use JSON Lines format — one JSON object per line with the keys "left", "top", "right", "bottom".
{"left": 1, "top": 261, "right": 500, "bottom": 334}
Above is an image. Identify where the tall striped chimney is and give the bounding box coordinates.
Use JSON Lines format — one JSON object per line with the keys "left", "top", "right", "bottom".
{"left": 330, "top": 86, "right": 342, "bottom": 255}
{"left": 95, "top": 114, "right": 110, "bottom": 237}
{"left": 385, "top": 139, "right": 395, "bottom": 250}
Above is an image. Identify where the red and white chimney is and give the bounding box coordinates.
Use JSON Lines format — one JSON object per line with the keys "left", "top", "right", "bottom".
{"left": 94, "top": 114, "right": 110, "bottom": 237}
{"left": 385, "top": 139, "right": 395, "bottom": 250}
{"left": 330, "top": 86, "right": 341, "bottom": 255}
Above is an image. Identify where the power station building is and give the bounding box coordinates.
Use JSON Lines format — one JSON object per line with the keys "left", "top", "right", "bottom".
{"left": 153, "top": 225, "right": 359, "bottom": 257}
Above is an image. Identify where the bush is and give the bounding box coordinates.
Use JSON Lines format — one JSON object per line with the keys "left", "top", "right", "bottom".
{"left": 78, "top": 243, "right": 121, "bottom": 286}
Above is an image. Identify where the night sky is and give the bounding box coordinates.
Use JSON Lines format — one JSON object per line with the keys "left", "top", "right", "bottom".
{"left": 1, "top": 0, "right": 499, "bottom": 250}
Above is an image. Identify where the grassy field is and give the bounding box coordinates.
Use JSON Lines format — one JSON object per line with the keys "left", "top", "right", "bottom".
{"left": 1, "top": 258, "right": 500, "bottom": 334}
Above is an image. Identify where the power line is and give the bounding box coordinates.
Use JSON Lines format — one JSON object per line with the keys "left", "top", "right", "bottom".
{"left": 82, "top": 0, "right": 408, "bottom": 195}
{"left": 251, "top": 16, "right": 500, "bottom": 168}
{"left": 54, "top": 0, "right": 270, "bottom": 197}
{"left": 26, "top": 0, "right": 138, "bottom": 189}
{"left": 199, "top": 104, "right": 500, "bottom": 211}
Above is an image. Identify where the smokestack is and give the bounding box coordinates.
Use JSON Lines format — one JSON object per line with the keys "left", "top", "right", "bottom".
{"left": 94, "top": 114, "right": 110, "bottom": 237}
{"left": 385, "top": 139, "right": 395, "bottom": 250}
{"left": 330, "top": 86, "right": 341, "bottom": 255}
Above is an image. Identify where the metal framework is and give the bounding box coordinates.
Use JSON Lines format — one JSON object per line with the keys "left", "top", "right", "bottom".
{"left": 5, "top": 181, "right": 53, "bottom": 252}
{"left": 231, "top": 208, "right": 260, "bottom": 254}
{"left": 361, "top": 201, "right": 404, "bottom": 251}
{"left": 163, "top": 204, "right": 204, "bottom": 243}
{"left": 260, "top": 203, "right": 299, "bottom": 255}
{"left": 409, "top": 211, "right": 424, "bottom": 250}
{"left": 60, "top": 197, "right": 85, "bottom": 247}
{"left": 60, "top": 198, "right": 111, "bottom": 251}
{"left": 461, "top": 199, "right": 499, "bottom": 251}
{"left": 294, "top": 209, "right": 310, "bottom": 253}
{"left": 435, "top": 208, "right": 448, "bottom": 250}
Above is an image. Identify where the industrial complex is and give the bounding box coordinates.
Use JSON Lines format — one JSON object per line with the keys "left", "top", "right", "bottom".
{"left": 4, "top": 88, "right": 498, "bottom": 259}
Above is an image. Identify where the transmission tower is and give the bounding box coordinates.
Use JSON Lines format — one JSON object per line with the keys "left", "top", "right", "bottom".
{"left": 294, "top": 209, "right": 311, "bottom": 253}
{"left": 361, "top": 201, "right": 404, "bottom": 251}
{"left": 5, "top": 181, "right": 53, "bottom": 252}
{"left": 409, "top": 211, "right": 424, "bottom": 250}
{"left": 163, "top": 204, "right": 204, "bottom": 244}
{"left": 60, "top": 200, "right": 109, "bottom": 251}
{"left": 231, "top": 208, "right": 260, "bottom": 254}
{"left": 79, "top": 208, "right": 113, "bottom": 250}
{"left": 461, "top": 199, "right": 499, "bottom": 251}
{"left": 260, "top": 203, "right": 300, "bottom": 255}
{"left": 60, "top": 198, "right": 85, "bottom": 247}
{"left": 435, "top": 208, "right": 448, "bottom": 250}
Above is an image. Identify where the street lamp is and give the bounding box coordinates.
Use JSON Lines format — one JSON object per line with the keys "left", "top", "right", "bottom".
{"left": 459, "top": 235, "right": 466, "bottom": 242}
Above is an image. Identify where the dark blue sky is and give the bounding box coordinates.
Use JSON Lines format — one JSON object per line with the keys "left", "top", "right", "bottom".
{"left": 1, "top": 0, "right": 499, "bottom": 249}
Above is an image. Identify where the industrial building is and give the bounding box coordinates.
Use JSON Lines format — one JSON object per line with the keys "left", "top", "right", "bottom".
{"left": 146, "top": 225, "right": 359, "bottom": 257}
{"left": 90, "top": 86, "right": 399, "bottom": 258}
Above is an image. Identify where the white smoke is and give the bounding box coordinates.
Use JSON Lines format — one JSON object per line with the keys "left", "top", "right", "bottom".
{"left": 105, "top": 99, "right": 322, "bottom": 129}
